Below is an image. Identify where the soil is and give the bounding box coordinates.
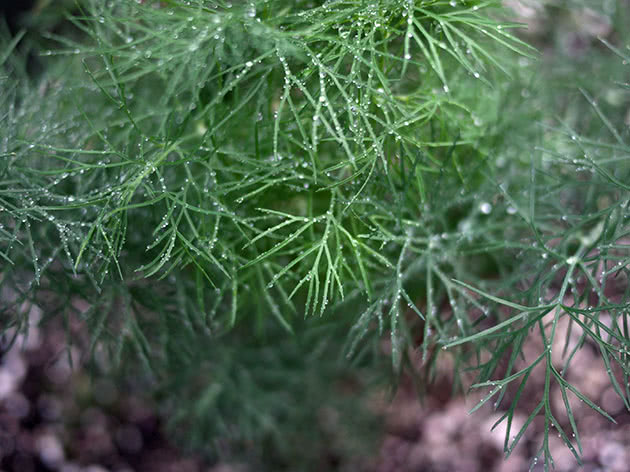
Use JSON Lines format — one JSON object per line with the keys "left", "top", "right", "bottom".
{"left": 1, "top": 303, "right": 628, "bottom": 472}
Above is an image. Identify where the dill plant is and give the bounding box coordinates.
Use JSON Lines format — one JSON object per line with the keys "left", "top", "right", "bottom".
{"left": 1, "top": 0, "right": 629, "bottom": 469}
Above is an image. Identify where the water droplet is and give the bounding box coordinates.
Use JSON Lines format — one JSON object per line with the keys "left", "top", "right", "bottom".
{"left": 566, "top": 255, "right": 579, "bottom": 265}
{"left": 479, "top": 202, "right": 492, "bottom": 214}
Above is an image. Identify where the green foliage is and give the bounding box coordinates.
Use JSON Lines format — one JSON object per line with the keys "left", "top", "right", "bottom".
{"left": 1, "top": 0, "right": 629, "bottom": 470}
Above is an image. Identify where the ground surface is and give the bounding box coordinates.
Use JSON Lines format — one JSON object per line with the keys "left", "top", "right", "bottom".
{"left": 1, "top": 303, "right": 628, "bottom": 472}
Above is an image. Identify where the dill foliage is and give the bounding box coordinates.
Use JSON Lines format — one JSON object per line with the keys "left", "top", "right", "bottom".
{"left": 1, "top": 0, "right": 629, "bottom": 469}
